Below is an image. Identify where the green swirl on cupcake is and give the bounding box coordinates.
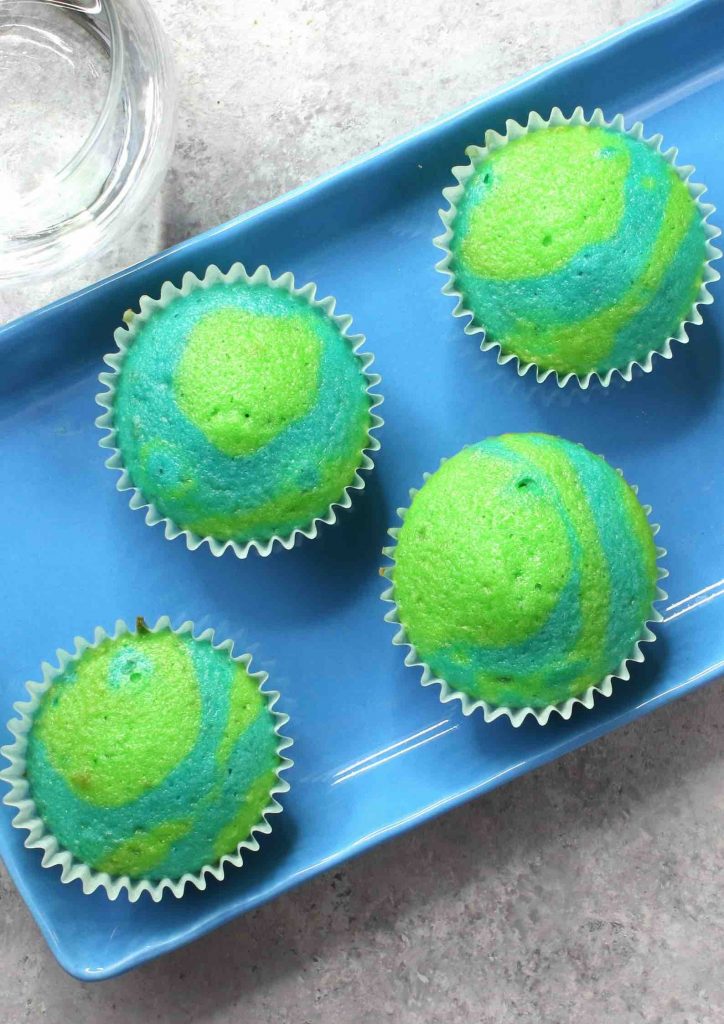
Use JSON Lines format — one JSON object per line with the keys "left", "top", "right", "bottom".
{"left": 24, "top": 627, "right": 282, "bottom": 881}
{"left": 390, "top": 434, "right": 659, "bottom": 710}
{"left": 113, "top": 278, "right": 373, "bottom": 543}
{"left": 448, "top": 122, "right": 709, "bottom": 378}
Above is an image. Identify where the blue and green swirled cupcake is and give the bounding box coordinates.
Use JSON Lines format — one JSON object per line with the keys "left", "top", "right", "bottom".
{"left": 439, "top": 112, "right": 716, "bottom": 382}
{"left": 386, "top": 434, "right": 663, "bottom": 719}
{"left": 8, "top": 621, "right": 289, "bottom": 893}
{"left": 100, "top": 266, "right": 380, "bottom": 552}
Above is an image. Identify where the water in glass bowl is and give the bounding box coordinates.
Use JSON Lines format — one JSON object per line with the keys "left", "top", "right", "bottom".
{"left": 0, "top": 0, "right": 175, "bottom": 287}
{"left": 0, "top": 1, "right": 112, "bottom": 209}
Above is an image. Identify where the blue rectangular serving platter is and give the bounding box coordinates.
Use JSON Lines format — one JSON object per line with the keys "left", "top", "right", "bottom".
{"left": 1, "top": 0, "right": 723, "bottom": 981}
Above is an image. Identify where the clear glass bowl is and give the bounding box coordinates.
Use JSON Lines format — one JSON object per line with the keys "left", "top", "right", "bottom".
{"left": 0, "top": 0, "right": 176, "bottom": 283}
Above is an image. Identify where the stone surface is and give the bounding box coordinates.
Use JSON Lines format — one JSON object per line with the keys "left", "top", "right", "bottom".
{"left": 3, "top": 1, "right": 723, "bottom": 1022}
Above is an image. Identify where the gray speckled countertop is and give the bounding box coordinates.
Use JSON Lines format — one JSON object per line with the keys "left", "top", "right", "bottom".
{"left": 2, "top": 1, "right": 723, "bottom": 1021}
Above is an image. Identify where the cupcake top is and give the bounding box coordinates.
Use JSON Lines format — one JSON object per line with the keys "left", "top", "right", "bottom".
{"left": 24, "top": 625, "right": 283, "bottom": 881}
{"left": 111, "top": 274, "right": 374, "bottom": 544}
{"left": 446, "top": 121, "right": 710, "bottom": 380}
{"left": 390, "top": 434, "right": 660, "bottom": 711}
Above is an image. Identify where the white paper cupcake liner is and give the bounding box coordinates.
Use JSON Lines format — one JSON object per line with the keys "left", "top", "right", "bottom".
{"left": 0, "top": 616, "right": 293, "bottom": 902}
{"left": 381, "top": 457, "right": 668, "bottom": 727}
{"left": 96, "top": 263, "right": 384, "bottom": 557}
{"left": 434, "top": 106, "right": 722, "bottom": 388}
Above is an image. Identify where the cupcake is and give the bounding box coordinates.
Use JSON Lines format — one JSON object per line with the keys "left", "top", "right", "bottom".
{"left": 382, "top": 433, "right": 666, "bottom": 725}
{"left": 0, "top": 618, "right": 292, "bottom": 900}
{"left": 97, "top": 264, "right": 382, "bottom": 557}
{"left": 436, "top": 108, "right": 720, "bottom": 386}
